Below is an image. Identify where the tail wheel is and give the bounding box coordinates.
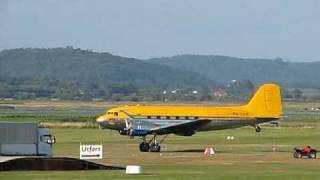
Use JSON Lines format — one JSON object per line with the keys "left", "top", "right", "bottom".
{"left": 255, "top": 125, "right": 261, "bottom": 133}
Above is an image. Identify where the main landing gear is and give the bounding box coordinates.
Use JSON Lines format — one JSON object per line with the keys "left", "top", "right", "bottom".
{"left": 139, "top": 134, "right": 166, "bottom": 152}
{"left": 139, "top": 141, "right": 150, "bottom": 152}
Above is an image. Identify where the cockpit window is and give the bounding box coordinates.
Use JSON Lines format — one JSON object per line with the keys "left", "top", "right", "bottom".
{"left": 107, "top": 111, "right": 118, "bottom": 116}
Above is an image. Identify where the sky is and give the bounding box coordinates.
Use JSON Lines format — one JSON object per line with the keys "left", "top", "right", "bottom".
{"left": 1, "top": 0, "right": 320, "bottom": 61}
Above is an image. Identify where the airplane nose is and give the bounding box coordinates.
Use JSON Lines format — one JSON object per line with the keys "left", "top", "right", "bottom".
{"left": 96, "top": 115, "right": 107, "bottom": 122}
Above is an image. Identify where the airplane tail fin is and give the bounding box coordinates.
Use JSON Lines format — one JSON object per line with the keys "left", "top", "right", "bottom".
{"left": 246, "top": 83, "right": 282, "bottom": 118}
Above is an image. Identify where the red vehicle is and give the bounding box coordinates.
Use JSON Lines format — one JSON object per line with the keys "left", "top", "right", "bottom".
{"left": 293, "top": 147, "right": 317, "bottom": 159}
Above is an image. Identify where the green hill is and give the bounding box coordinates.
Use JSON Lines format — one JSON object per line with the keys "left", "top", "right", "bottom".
{"left": 150, "top": 55, "right": 320, "bottom": 88}
{"left": 0, "top": 48, "right": 216, "bottom": 100}
{"left": 2, "top": 48, "right": 320, "bottom": 101}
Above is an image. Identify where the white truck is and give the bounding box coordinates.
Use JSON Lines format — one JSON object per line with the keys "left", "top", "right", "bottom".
{"left": 0, "top": 122, "right": 55, "bottom": 156}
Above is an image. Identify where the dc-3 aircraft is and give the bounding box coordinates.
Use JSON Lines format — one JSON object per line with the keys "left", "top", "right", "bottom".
{"left": 97, "top": 83, "right": 282, "bottom": 152}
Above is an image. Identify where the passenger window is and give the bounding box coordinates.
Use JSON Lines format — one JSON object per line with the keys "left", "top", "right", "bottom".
{"left": 147, "top": 116, "right": 151, "bottom": 119}
{"left": 186, "top": 117, "right": 189, "bottom": 120}
{"left": 156, "top": 116, "right": 160, "bottom": 119}
{"left": 166, "top": 116, "right": 170, "bottom": 119}
{"left": 194, "top": 117, "right": 198, "bottom": 120}
{"left": 176, "top": 116, "right": 180, "bottom": 120}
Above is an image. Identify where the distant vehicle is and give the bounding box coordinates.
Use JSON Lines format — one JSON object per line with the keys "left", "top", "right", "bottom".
{"left": 0, "top": 122, "right": 56, "bottom": 156}
{"left": 97, "top": 83, "right": 282, "bottom": 152}
{"left": 294, "top": 147, "right": 317, "bottom": 159}
{"left": 270, "top": 121, "right": 280, "bottom": 127}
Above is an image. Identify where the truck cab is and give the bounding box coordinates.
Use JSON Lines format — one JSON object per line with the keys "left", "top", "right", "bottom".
{"left": 38, "top": 128, "right": 56, "bottom": 157}
{"left": 0, "top": 122, "right": 56, "bottom": 157}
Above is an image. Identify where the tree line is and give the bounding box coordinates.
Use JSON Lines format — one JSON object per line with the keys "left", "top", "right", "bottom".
{"left": 1, "top": 47, "right": 318, "bottom": 101}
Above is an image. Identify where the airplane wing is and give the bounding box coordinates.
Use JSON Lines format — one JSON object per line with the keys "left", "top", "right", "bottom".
{"left": 150, "top": 119, "right": 209, "bottom": 136}
{"left": 120, "top": 110, "right": 210, "bottom": 136}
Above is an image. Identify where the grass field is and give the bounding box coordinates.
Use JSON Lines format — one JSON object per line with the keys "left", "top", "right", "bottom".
{"left": 1, "top": 127, "right": 320, "bottom": 179}
{"left": 0, "top": 100, "right": 320, "bottom": 179}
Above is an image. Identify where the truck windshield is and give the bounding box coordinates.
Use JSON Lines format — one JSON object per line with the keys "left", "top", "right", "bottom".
{"left": 40, "top": 135, "right": 55, "bottom": 144}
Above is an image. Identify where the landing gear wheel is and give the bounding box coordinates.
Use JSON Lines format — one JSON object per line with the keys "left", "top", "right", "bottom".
{"left": 150, "top": 143, "right": 161, "bottom": 152}
{"left": 139, "top": 142, "right": 150, "bottom": 152}
{"left": 255, "top": 125, "right": 261, "bottom": 133}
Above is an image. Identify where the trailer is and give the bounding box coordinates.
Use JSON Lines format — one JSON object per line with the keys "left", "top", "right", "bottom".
{"left": 0, "top": 122, "right": 55, "bottom": 156}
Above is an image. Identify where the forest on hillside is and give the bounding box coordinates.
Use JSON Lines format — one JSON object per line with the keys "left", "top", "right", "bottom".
{"left": 150, "top": 55, "right": 320, "bottom": 88}
{"left": 0, "top": 48, "right": 319, "bottom": 101}
{"left": 0, "top": 48, "right": 217, "bottom": 101}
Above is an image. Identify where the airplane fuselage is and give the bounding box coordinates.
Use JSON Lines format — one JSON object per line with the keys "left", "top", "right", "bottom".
{"left": 98, "top": 115, "right": 276, "bottom": 136}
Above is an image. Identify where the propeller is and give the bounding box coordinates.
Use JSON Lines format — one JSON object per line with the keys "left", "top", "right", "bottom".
{"left": 124, "top": 119, "right": 133, "bottom": 136}
{"left": 121, "top": 110, "right": 134, "bottom": 136}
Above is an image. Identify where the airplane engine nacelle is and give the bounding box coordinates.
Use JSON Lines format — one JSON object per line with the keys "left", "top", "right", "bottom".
{"left": 119, "top": 129, "right": 150, "bottom": 136}
{"left": 130, "top": 129, "right": 151, "bottom": 136}
{"left": 119, "top": 130, "right": 128, "bottom": 135}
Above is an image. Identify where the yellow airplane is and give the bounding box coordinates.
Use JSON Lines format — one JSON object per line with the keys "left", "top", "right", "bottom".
{"left": 97, "top": 83, "right": 282, "bottom": 152}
